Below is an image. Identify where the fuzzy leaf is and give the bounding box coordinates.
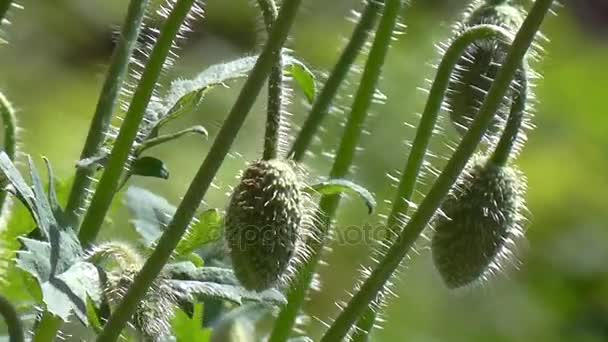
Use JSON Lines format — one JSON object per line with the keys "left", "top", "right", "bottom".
{"left": 16, "top": 233, "right": 101, "bottom": 323}
{"left": 172, "top": 303, "right": 211, "bottom": 342}
{"left": 125, "top": 187, "right": 176, "bottom": 246}
{"left": 288, "top": 59, "right": 317, "bottom": 103}
{"left": 309, "top": 179, "right": 377, "bottom": 214}
{"left": 169, "top": 280, "right": 286, "bottom": 306}
{"left": 0, "top": 153, "right": 38, "bottom": 226}
{"left": 175, "top": 209, "right": 223, "bottom": 256}
{"left": 131, "top": 156, "right": 170, "bottom": 180}
{"left": 166, "top": 262, "right": 286, "bottom": 306}
{"left": 153, "top": 90, "right": 207, "bottom": 136}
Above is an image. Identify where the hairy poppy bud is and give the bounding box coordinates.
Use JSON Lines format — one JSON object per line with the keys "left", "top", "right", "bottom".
{"left": 446, "top": 0, "right": 526, "bottom": 136}
{"left": 225, "top": 159, "right": 305, "bottom": 291}
{"left": 431, "top": 155, "right": 526, "bottom": 288}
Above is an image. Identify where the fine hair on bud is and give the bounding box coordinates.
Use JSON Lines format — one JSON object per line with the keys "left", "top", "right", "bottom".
{"left": 431, "top": 154, "right": 526, "bottom": 289}
{"left": 104, "top": 268, "right": 177, "bottom": 341}
{"left": 225, "top": 159, "right": 312, "bottom": 292}
{"left": 445, "top": 0, "right": 526, "bottom": 138}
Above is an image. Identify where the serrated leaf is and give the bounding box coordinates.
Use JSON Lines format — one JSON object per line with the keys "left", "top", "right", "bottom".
{"left": 175, "top": 209, "right": 223, "bottom": 256}
{"left": 131, "top": 156, "right": 169, "bottom": 180}
{"left": 288, "top": 59, "right": 317, "bottom": 103}
{"left": 172, "top": 303, "right": 211, "bottom": 342}
{"left": 169, "top": 280, "right": 286, "bottom": 306}
{"left": 309, "top": 179, "right": 377, "bottom": 214}
{"left": 125, "top": 187, "right": 176, "bottom": 247}
{"left": 166, "top": 263, "right": 286, "bottom": 306}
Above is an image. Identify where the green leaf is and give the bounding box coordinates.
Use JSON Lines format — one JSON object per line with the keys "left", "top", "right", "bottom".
{"left": 308, "top": 179, "right": 377, "bottom": 214}
{"left": 125, "top": 187, "right": 176, "bottom": 247}
{"left": 175, "top": 209, "right": 223, "bottom": 256}
{"left": 166, "top": 262, "right": 286, "bottom": 306}
{"left": 152, "top": 90, "right": 207, "bottom": 136}
{"left": 288, "top": 59, "right": 317, "bottom": 103}
{"left": 172, "top": 303, "right": 211, "bottom": 342}
{"left": 131, "top": 156, "right": 170, "bottom": 180}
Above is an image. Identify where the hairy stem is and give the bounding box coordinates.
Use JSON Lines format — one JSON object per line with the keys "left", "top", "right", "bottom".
{"left": 78, "top": 0, "right": 196, "bottom": 247}
{"left": 257, "top": 0, "right": 284, "bottom": 160}
{"left": 321, "top": 1, "right": 553, "bottom": 339}
{"left": 289, "top": 0, "right": 382, "bottom": 162}
{"left": 65, "top": 0, "right": 150, "bottom": 227}
{"left": 0, "top": 93, "right": 17, "bottom": 212}
{"left": 268, "top": 1, "right": 402, "bottom": 340}
{"left": 351, "top": 24, "right": 516, "bottom": 341}
{"left": 491, "top": 69, "right": 528, "bottom": 166}
{"left": 0, "top": 295, "right": 23, "bottom": 342}
{"left": 95, "top": 1, "right": 302, "bottom": 340}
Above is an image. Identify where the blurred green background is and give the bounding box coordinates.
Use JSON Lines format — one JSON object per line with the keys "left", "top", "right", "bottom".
{"left": 1, "top": 0, "right": 607, "bottom": 341}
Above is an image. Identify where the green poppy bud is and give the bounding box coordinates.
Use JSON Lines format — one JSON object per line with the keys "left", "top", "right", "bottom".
{"left": 431, "top": 155, "right": 526, "bottom": 289}
{"left": 225, "top": 159, "right": 305, "bottom": 291}
{"left": 446, "top": 0, "right": 526, "bottom": 137}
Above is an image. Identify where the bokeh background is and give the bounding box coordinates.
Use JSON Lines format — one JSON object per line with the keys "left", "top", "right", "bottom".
{"left": 1, "top": 0, "right": 607, "bottom": 341}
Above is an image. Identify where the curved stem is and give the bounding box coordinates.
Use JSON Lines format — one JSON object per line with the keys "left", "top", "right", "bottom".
{"left": 0, "top": 295, "right": 23, "bottom": 342}
{"left": 95, "top": 1, "right": 302, "bottom": 340}
{"left": 350, "top": 24, "right": 516, "bottom": 341}
{"left": 256, "top": 0, "right": 284, "bottom": 160}
{"left": 65, "top": 0, "right": 150, "bottom": 227}
{"left": 0, "top": 92, "right": 17, "bottom": 212}
{"left": 491, "top": 68, "right": 528, "bottom": 166}
{"left": 268, "top": 1, "right": 403, "bottom": 340}
{"left": 78, "top": 0, "right": 196, "bottom": 247}
{"left": 321, "top": 0, "right": 553, "bottom": 340}
{"left": 289, "top": 0, "right": 382, "bottom": 162}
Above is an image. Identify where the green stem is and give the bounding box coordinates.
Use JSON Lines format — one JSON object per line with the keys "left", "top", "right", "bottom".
{"left": 289, "top": 0, "right": 382, "bottom": 162}
{"left": 78, "top": 0, "right": 196, "bottom": 247}
{"left": 321, "top": 1, "right": 552, "bottom": 339}
{"left": 0, "top": 0, "right": 13, "bottom": 22}
{"left": 350, "top": 24, "right": 516, "bottom": 341}
{"left": 95, "top": 1, "right": 302, "bottom": 340}
{"left": 0, "top": 92, "right": 17, "bottom": 212}
{"left": 65, "top": 0, "right": 150, "bottom": 227}
{"left": 268, "top": 1, "right": 402, "bottom": 340}
{"left": 135, "top": 125, "right": 208, "bottom": 154}
{"left": 32, "top": 312, "right": 61, "bottom": 342}
{"left": 257, "top": 0, "right": 283, "bottom": 160}
{"left": 0, "top": 295, "right": 23, "bottom": 342}
{"left": 490, "top": 69, "right": 528, "bottom": 166}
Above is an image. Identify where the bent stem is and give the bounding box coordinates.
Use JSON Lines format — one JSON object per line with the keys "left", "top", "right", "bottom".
{"left": 95, "top": 1, "right": 302, "bottom": 340}
{"left": 0, "top": 295, "right": 23, "bottom": 342}
{"left": 321, "top": 0, "right": 553, "bottom": 340}
{"left": 0, "top": 92, "right": 17, "bottom": 212}
{"left": 65, "top": 0, "right": 150, "bottom": 227}
{"left": 78, "top": 0, "right": 197, "bottom": 247}
{"left": 268, "top": 0, "right": 403, "bottom": 340}
{"left": 351, "top": 24, "right": 516, "bottom": 341}
{"left": 289, "top": 0, "right": 382, "bottom": 162}
{"left": 256, "top": 0, "right": 284, "bottom": 160}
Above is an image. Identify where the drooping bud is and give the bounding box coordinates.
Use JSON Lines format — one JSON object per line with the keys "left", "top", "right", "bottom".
{"left": 446, "top": 0, "right": 526, "bottom": 137}
{"left": 431, "top": 154, "right": 526, "bottom": 289}
{"left": 225, "top": 159, "right": 306, "bottom": 291}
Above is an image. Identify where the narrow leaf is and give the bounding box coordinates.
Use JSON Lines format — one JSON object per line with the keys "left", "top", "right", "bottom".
{"left": 172, "top": 303, "right": 211, "bottom": 342}
{"left": 288, "top": 59, "right": 317, "bottom": 103}
{"left": 138, "top": 125, "right": 208, "bottom": 154}
{"left": 309, "top": 179, "right": 377, "bottom": 214}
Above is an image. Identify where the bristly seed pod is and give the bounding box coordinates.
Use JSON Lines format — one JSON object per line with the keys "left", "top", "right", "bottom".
{"left": 431, "top": 154, "right": 526, "bottom": 289}
{"left": 225, "top": 159, "right": 307, "bottom": 291}
{"left": 446, "top": 0, "right": 526, "bottom": 137}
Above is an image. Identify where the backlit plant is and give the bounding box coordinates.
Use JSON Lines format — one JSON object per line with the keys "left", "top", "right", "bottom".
{"left": 0, "top": 0, "right": 557, "bottom": 341}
